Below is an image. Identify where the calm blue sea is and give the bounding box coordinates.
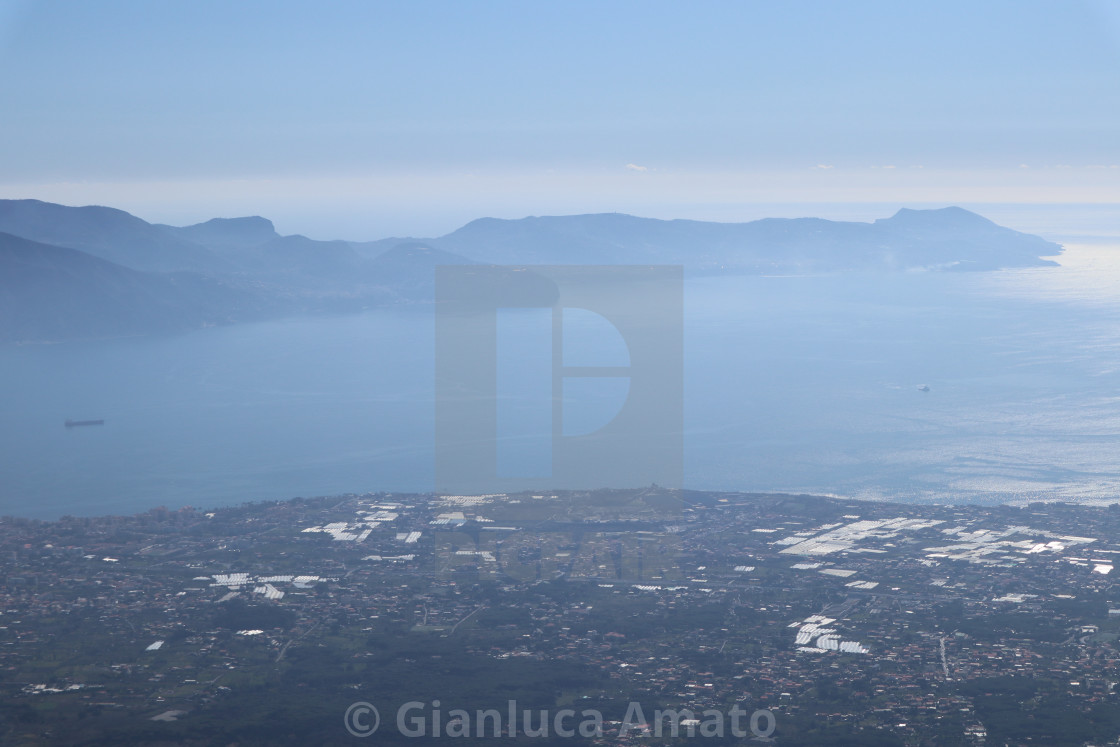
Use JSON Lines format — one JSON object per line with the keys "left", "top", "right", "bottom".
{"left": 2, "top": 204, "right": 1119, "bottom": 518}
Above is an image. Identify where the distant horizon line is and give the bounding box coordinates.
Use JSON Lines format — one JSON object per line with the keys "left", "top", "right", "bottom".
{"left": 5, "top": 195, "right": 1120, "bottom": 245}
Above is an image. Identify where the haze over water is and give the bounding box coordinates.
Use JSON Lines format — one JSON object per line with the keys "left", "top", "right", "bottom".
{"left": 2, "top": 205, "right": 1119, "bottom": 519}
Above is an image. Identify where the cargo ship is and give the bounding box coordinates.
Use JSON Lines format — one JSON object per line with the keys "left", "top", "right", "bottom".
{"left": 64, "top": 419, "right": 105, "bottom": 428}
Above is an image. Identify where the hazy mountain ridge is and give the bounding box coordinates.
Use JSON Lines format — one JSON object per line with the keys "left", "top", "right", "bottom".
{"left": 0, "top": 232, "right": 276, "bottom": 342}
{"left": 158, "top": 215, "right": 281, "bottom": 251}
{"left": 428, "top": 206, "right": 1061, "bottom": 271}
{"left": 0, "top": 200, "right": 1062, "bottom": 342}
{"left": 0, "top": 199, "right": 230, "bottom": 274}
{"left": 156, "top": 210, "right": 475, "bottom": 291}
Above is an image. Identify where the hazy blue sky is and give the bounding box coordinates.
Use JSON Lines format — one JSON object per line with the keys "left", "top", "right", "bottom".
{"left": 1, "top": 0, "right": 1118, "bottom": 237}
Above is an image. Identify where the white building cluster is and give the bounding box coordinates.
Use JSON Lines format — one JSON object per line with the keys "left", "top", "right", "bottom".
{"left": 776, "top": 517, "right": 943, "bottom": 556}
{"left": 925, "top": 524, "right": 1097, "bottom": 565}
{"left": 790, "top": 615, "right": 869, "bottom": 655}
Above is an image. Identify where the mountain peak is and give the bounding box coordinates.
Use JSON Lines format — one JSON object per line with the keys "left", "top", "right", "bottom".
{"left": 193, "top": 216, "right": 275, "bottom": 233}
{"left": 171, "top": 215, "right": 279, "bottom": 250}
{"left": 0, "top": 199, "right": 228, "bottom": 273}
{"left": 877, "top": 206, "right": 997, "bottom": 229}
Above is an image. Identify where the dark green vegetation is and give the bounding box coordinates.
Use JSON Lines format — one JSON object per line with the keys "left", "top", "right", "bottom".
{"left": 2, "top": 490, "right": 1120, "bottom": 745}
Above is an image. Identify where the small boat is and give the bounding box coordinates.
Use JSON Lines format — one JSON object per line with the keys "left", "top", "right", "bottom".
{"left": 64, "top": 419, "right": 105, "bottom": 428}
{"left": 917, "top": 385, "right": 930, "bottom": 392}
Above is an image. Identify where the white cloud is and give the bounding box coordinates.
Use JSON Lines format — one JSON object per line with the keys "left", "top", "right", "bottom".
{"left": 625, "top": 163, "right": 648, "bottom": 172}
{"left": 814, "top": 164, "right": 834, "bottom": 170}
